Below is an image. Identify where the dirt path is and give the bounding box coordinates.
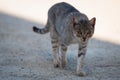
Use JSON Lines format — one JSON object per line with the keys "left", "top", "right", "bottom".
{"left": 0, "top": 12, "right": 120, "bottom": 80}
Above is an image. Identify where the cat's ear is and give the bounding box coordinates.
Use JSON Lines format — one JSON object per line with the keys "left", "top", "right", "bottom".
{"left": 89, "top": 17, "right": 96, "bottom": 28}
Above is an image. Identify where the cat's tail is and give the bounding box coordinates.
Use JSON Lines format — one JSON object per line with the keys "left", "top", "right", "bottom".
{"left": 33, "top": 25, "right": 49, "bottom": 34}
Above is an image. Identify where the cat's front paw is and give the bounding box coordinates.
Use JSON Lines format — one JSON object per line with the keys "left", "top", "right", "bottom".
{"left": 60, "top": 60, "right": 67, "bottom": 68}
{"left": 77, "top": 70, "right": 86, "bottom": 77}
{"left": 54, "top": 63, "right": 60, "bottom": 68}
{"left": 54, "top": 60, "right": 60, "bottom": 68}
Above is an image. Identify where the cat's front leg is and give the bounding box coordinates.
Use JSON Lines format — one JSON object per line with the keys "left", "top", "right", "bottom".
{"left": 60, "top": 44, "right": 67, "bottom": 68}
{"left": 77, "top": 43, "right": 87, "bottom": 76}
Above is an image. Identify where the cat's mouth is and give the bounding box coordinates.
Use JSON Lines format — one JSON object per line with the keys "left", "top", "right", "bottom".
{"left": 75, "top": 34, "right": 86, "bottom": 42}
{"left": 78, "top": 37, "right": 88, "bottom": 42}
{"left": 74, "top": 33, "right": 88, "bottom": 42}
{"left": 81, "top": 38, "right": 86, "bottom": 42}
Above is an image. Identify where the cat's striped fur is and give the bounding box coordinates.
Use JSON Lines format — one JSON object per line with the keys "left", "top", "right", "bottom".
{"left": 33, "top": 2, "right": 96, "bottom": 76}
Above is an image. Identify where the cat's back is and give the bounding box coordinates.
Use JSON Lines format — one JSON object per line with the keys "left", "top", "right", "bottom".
{"left": 49, "top": 2, "right": 78, "bottom": 18}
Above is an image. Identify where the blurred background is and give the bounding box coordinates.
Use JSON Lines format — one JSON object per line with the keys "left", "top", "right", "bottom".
{"left": 0, "top": 0, "right": 120, "bottom": 44}
{"left": 0, "top": 0, "right": 120, "bottom": 79}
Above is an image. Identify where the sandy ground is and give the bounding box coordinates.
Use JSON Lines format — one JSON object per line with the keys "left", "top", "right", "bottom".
{"left": 0, "top": 0, "right": 120, "bottom": 80}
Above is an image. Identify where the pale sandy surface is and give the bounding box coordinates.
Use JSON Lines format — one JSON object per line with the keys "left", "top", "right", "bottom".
{"left": 0, "top": 0, "right": 120, "bottom": 80}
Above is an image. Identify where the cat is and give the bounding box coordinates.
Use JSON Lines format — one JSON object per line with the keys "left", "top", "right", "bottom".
{"left": 32, "top": 2, "right": 96, "bottom": 76}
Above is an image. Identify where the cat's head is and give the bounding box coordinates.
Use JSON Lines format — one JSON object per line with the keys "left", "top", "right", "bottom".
{"left": 72, "top": 17, "right": 96, "bottom": 42}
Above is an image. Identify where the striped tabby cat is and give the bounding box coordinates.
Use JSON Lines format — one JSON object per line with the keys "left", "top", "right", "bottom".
{"left": 33, "top": 2, "right": 96, "bottom": 76}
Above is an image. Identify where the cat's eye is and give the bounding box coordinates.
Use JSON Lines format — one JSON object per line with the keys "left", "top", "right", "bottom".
{"left": 76, "top": 31, "right": 81, "bottom": 37}
{"left": 87, "top": 32, "right": 92, "bottom": 37}
{"left": 87, "top": 32, "right": 90, "bottom": 35}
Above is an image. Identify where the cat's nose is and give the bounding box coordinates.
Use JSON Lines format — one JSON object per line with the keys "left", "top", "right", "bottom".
{"left": 83, "top": 37, "right": 86, "bottom": 41}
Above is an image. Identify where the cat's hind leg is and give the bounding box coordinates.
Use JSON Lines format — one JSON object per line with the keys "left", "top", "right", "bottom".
{"left": 60, "top": 43, "right": 67, "bottom": 68}
{"left": 51, "top": 38, "right": 60, "bottom": 67}
{"left": 50, "top": 28, "right": 60, "bottom": 68}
